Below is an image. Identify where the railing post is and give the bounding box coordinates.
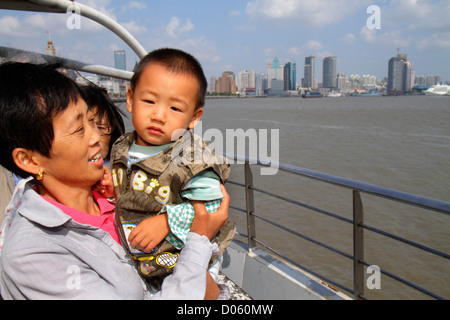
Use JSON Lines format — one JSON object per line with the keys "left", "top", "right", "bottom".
{"left": 353, "top": 190, "right": 364, "bottom": 300}
{"left": 244, "top": 160, "right": 256, "bottom": 250}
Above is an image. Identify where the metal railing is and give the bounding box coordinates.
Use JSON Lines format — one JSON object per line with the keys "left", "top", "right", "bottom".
{"left": 224, "top": 153, "right": 450, "bottom": 300}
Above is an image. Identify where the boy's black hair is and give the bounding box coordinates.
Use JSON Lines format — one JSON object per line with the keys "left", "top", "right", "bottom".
{"left": 130, "top": 48, "right": 207, "bottom": 109}
{"left": 0, "top": 62, "right": 83, "bottom": 178}
{"left": 80, "top": 83, "right": 126, "bottom": 160}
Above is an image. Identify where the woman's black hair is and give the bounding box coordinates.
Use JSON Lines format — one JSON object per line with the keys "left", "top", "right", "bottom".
{"left": 0, "top": 62, "right": 83, "bottom": 178}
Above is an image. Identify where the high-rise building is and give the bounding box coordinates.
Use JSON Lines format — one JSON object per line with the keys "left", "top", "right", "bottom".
{"left": 336, "top": 73, "right": 347, "bottom": 89}
{"left": 216, "top": 71, "right": 237, "bottom": 94}
{"left": 323, "top": 56, "right": 337, "bottom": 88}
{"left": 238, "top": 70, "right": 256, "bottom": 92}
{"left": 387, "top": 56, "right": 404, "bottom": 94}
{"left": 303, "top": 56, "right": 315, "bottom": 88}
{"left": 402, "top": 60, "right": 413, "bottom": 93}
{"left": 284, "top": 62, "right": 296, "bottom": 91}
{"left": 208, "top": 76, "right": 217, "bottom": 93}
{"left": 255, "top": 73, "right": 264, "bottom": 96}
{"left": 268, "top": 57, "right": 284, "bottom": 89}
{"left": 387, "top": 53, "right": 414, "bottom": 95}
{"left": 114, "top": 50, "right": 126, "bottom": 70}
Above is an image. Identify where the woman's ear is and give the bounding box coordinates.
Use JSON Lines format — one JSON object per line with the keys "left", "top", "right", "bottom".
{"left": 12, "top": 148, "right": 42, "bottom": 176}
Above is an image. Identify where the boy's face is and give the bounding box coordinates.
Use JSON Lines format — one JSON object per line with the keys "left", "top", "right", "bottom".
{"left": 127, "top": 63, "right": 203, "bottom": 146}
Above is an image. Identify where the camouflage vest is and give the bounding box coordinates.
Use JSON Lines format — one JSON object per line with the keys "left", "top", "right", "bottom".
{"left": 110, "top": 130, "right": 234, "bottom": 288}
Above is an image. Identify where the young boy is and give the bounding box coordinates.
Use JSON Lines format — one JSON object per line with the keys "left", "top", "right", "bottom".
{"left": 110, "top": 48, "right": 235, "bottom": 289}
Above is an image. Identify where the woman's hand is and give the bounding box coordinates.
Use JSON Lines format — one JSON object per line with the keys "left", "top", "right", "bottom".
{"left": 190, "top": 184, "right": 229, "bottom": 240}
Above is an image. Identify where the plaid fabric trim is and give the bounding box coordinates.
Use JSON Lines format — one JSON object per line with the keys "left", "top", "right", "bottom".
{"left": 165, "top": 199, "right": 222, "bottom": 249}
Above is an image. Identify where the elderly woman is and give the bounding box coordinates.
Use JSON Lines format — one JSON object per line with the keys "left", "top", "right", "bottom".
{"left": 0, "top": 62, "right": 229, "bottom": 300}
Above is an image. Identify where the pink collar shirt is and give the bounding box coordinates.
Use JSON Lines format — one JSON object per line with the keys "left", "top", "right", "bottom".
{"left": 41, "top": 191, "right": 120, "bottom": 244}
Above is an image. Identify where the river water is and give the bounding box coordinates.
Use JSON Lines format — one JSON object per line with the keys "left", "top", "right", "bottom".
{"left": 118, "top": 95, "right": 450, "bottom": 299}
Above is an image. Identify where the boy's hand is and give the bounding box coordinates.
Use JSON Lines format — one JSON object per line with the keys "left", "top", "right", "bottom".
{"left": 94, "top": 166, "right": 115, "bottom": 198}
{"left": 129, "top": 213, "right": 170, "bottom": 252}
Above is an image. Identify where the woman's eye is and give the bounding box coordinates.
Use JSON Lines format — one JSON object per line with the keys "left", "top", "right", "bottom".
{"left": 75, "top": 126, "right": 84, "bottom": 134}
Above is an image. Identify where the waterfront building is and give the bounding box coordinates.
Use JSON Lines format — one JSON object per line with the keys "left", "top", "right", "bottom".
{"left": 387, "top": 53, "right": 414, "bottom": 95}
{"left": 255, "top": 73, "right": 264, "bottom": 96}
{"left": 323, "top": 56, "right": 337, "bottom": 88}
{"left": 238, "top": 70, "right": 256, "bottom": 92}
{"left": 402, "top": 61, "right": 413, "bottom": 92}
{"left": 114, "top": 50, "right": 126, "bottom": 70}
{"left": 216, "top": 71, "right": 237, "bottom": 94}
{"left": 387, "top": 56, "right": 404, "bottom": 94}
{"left": 362, "top": 74, "right": 377, "bottom": 87}
{"left": 268, "top": 57, "right": 283, "bottom": 89}
{"left": 303, "top": 56, "right": 315, "bottom": 88}
{"left": 418, "top": 74, "right": 442, "bottom": 86}
{"left": 269, "top": 79, "right": 285, "bottom": 96}
{"left": 284, "top": 62, "right": 296, "bottom": 91}
{"left": 208, "top": 76, "right": 217, "bottom": 93}
{"left": 336, "top": 73, "right": 347, "bottom": 89}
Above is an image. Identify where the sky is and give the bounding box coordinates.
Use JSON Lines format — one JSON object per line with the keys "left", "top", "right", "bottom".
{"left": 1, "top": 0, "right": 449, "bottom": 83}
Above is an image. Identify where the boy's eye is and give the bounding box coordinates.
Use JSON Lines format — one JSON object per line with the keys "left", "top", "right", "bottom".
{"left": 171, "top": 106, "right": 182, "bottom": 112}
{"left": 144, "top": 100, "right": 155, "bottom": 104}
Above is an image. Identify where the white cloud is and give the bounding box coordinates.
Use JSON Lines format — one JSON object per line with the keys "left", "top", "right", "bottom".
{"left": 360, "top": 26, "right": 412, "bottom": 48}
{"left": 246, "top": 0, "right": 370, "bottom": 26}
{"left": 383, "top": 0, "right": 450, "bottom": 30}
{"left": 416, "top": 32, "right": 450, "bottom": 51}
{"left": 121, "top": 21, "right": 147, "bottom": 35}
{"left": 0, "top": 16, "right": 22, "bottom": 37}
{"left": 303, "top": 40, "right": 323, "bottom": 51}
{"left": 165, "top": 17, "right": 194, "bottom": 38}
{"left": 316, "top": 51, "right": 334, "bottom": 60}
{"left": 179, "top": 37, "right": 221, "bottom": 63}
{"left": 377, "top": 30, "right": 412, "bottom": 48}
{"left": 287, "top": 41, "right": 323, "bottom": 58}
{"left": 342, "top": 33, "right": 357, "bottom": 44}
{"left": 360, "top": 26, "right": 377, "bottom": 43}
{"left": 124, "top": 1, "right": 146, "bottom": 11}
{"left": 287, "top": 47, "right": 301, "bottom": 56}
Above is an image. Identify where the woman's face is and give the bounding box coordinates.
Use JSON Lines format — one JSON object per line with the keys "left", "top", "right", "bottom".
{"left": 92, "top": 106, "right": 112, "bottom": 160}
{"left": 38, "top": 98, "right": 104, "bottom": 189}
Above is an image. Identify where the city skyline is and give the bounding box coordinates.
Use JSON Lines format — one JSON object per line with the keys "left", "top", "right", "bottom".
{"left": 0, "top": 0, "right": 449, "bottom": 82}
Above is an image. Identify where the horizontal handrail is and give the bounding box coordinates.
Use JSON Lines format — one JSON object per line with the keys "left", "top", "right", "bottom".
{"left": 224, "top": 153, "right": 450, "bottom": 215}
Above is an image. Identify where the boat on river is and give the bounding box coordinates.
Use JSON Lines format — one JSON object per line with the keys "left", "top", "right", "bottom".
{"left": 424, "top": 85, "right": 450, "bottom": 96}
{"left": 1, "top": 0, "right": 449, "bottom": 301}
{"left": 302, "top": 92, "right": 323, "bottom": 98}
